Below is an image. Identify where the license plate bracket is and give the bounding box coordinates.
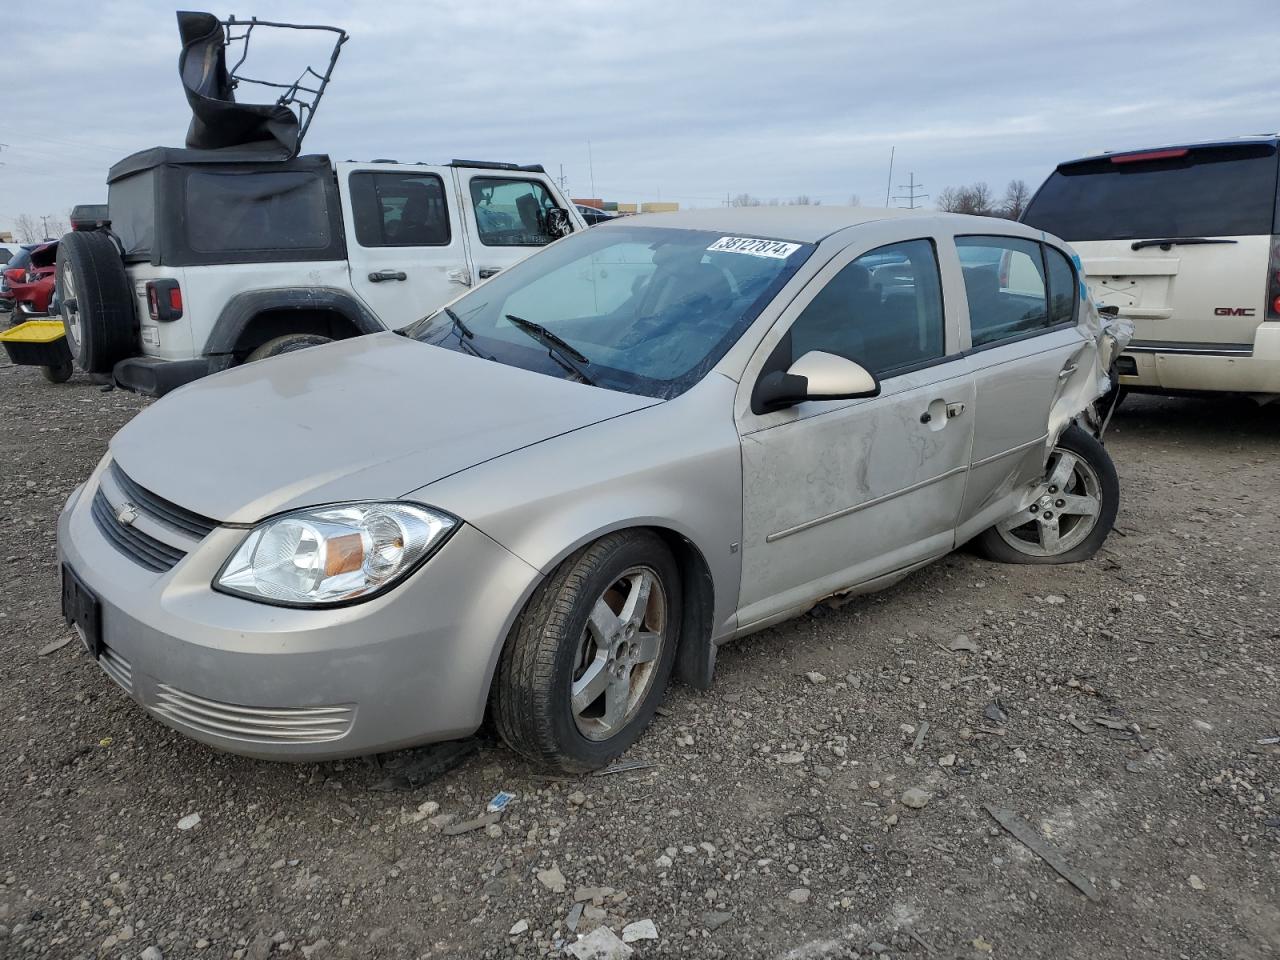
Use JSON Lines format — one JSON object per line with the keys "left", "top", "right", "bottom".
{"left": 61, "top": 564, "right": 102, "bottom": 659}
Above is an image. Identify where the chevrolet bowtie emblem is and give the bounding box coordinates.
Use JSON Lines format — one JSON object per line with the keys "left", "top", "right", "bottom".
{"left": 115, "top": 502, "right": 140, "bottom": 527}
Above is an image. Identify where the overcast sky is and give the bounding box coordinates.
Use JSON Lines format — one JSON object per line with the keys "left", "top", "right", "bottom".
{"left": 2, "top": 0, "right": 1278, "bottom": 237}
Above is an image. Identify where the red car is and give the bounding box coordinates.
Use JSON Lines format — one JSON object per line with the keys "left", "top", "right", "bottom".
{"left": 7, "top": 241, "right": 58, "bottom": 318}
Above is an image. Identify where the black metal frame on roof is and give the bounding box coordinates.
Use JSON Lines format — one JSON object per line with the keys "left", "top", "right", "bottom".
{"left": 221, "top": 16, "right": 349, "bottom": 149}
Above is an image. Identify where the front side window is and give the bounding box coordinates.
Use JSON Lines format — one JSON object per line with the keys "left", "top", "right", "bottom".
{"left": 403, "top": 226, "right": 813, "bottom": 398}
{"left": 470, "top": 178, "right": 560, "bottom": 246}
{"left": 349, "top": 172, "right": 450, "bottom": 247}
{"left": 788, "top": 239, "right": 945, "bottom": 377}
{"left": 185, "top": 170, "right": 330, "bottom": 252}
{"left": 957, "top": 236, "right": 1048, "bottom": 347}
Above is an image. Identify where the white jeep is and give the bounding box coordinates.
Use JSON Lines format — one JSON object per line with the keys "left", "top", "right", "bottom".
{"left": 54, "top": 11, "right": 585, "bottom": 395}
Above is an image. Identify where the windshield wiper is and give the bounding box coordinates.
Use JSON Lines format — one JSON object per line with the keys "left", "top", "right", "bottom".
{"left": 504, "top": 314, "right": 596, "bottom": 386}
{"left": 1130, "top": 238, "right": 1239, "bottom": 251}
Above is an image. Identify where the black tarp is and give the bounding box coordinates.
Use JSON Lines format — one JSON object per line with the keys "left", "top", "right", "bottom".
{"left": 177, "top": 11, "right": 299, "bottom": 158}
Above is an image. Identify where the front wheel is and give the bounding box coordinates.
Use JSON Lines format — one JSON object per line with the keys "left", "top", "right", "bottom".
{"left": 492, "top": 531, "right": 681, "bottom": 771}
{"left": 245, "top": 333, "right": 332, "bottom": 362}
{"left": 975, "top": 424, "right": 1119, "bottom": 564}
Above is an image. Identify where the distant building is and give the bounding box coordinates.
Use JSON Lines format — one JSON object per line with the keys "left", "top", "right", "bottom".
{"left": 640, "top": 202, "right": 679, "bottom": 214}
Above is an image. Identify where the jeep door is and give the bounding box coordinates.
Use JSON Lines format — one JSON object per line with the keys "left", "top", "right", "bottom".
{"left": 734, "top": 233, "right": 976, "bottom": 631}
{"left": 340, "top": 162, "right": 470, "bottom": 327}
{"left": 452, "top": 170, "right": 581, "bottom": 284}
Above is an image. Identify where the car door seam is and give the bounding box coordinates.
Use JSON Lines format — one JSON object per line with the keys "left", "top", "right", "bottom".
{"left": 764, "top": 464, "right": 969, "bottom": 543}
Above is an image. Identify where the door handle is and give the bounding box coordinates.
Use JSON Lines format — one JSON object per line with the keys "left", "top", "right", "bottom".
{"left": 946, "top": 401, "right": 966, "bottom": 419}
{"left": 1058, "top": 364, "right": 1079, "bottom": 380}
{"left": 477, "top": 267, "right": 502, "bottom": 280}
{"left": 368, "top": 270, "right": 407, "bottom": 283}
{"left": 447, "top": 268, "right": 472, "bottom": 286}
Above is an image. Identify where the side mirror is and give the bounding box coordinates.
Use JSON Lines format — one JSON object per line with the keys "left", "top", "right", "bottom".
{"left": 545, "top": 207, "right": 573, "bottom": 239}
{"left": 752, "top": 351, "right": 880, "bottom": 414}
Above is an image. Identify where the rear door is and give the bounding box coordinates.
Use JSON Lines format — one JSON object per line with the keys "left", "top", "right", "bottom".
{"left": 1022, "top": 143, "right": 1276, "bottom": 358}
{"left": 452, "top": 170, "right": 578, "bottom": 283}
{"left": 339, "top": 162, "right": 470, "bottom": 327}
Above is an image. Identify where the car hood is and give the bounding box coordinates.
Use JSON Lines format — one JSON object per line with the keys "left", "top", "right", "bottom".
{"left": 109, "top": 333, "right": 660, "bottom": 523}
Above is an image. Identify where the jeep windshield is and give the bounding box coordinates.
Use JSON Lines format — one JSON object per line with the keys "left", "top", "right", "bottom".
{"left": 402, "top": 226, "right": 812, "bottom": 399}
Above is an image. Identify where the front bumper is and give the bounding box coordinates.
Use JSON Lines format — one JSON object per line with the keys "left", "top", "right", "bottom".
{"left": 56, "top": 478, "right": 542, "bottom": 760}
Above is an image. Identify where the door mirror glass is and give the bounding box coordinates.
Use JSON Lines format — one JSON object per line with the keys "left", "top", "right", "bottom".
{"left": 546, "top": 207, "right": 573, "bottom": 239}
{"left": 753, "top": 350, "right": 880, "bottom": 413}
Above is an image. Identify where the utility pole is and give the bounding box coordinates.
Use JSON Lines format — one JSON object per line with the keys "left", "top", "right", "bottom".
{"left": 41, "top": 215, "right": 51, "bottom": 238}
{"left": 557, "top": 163, "right": 568, "bottom": 194}
{"left": 883, "top": 146, "right": 895, "bottom": 207}
{"left": 587, "top": 141, "right": 595, "bottom": 197}
{"left": 893, "top": 172, "right": 927, "bottom": 209}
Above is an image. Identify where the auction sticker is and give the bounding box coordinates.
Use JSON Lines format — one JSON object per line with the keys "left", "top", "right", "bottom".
{"left": 707, "top": 236, "right": 801, "bottom": 259}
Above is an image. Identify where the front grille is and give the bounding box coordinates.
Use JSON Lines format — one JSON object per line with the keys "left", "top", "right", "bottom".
{"left": 108, "top": 463, "right": 217, "bottom": 539}
{"left": 91, "top": 487, "right": 186, "bottom": 572}
{"left": 151, "top": 684, "right": 355, "bottom": 745}
{"left": 99, "top": 645, "right": 133, "bottom": 694}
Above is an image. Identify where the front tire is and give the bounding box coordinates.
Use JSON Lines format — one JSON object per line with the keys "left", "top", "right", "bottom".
{"left": 975, "top": 423, "right": 1119, "bottom": 565}
{"left": 493, "top": 531, "right": 681, "bottom": 772}
{"left": 246, "top": 333, "right": 332, "bottom": 362}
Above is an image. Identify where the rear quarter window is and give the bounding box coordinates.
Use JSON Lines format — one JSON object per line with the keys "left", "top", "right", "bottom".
{"left": 185, "top": 170, "right": 331, "bottom": 253}
{"left": 1022, "top": 143, "right": 1280, "bottom": 240}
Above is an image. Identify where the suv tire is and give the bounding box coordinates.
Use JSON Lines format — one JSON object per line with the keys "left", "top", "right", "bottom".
{"left": 493, "top": 531, "right": 681, "bottom": 772}
{"left": 975, "top": 424, "right": 1119, "bottom": 565}
{"left": 56, "top": 231, "right": 135, "bottom": 374}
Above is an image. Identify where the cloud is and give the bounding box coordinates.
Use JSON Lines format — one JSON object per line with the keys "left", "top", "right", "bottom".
{"left": 2, "top": 0, "right": 1278, "bottom": 232}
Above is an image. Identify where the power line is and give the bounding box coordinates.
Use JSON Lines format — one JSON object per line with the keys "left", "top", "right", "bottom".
{"left": 893, "top": 172, "right": 928, "bottom": 209}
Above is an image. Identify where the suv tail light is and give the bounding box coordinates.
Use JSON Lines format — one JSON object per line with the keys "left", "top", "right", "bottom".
{"left": 145, "top": 279, "right": 183, "bottom": 322}
{"left": 1268, "top": 238, "right": 1280, "bottom": 321}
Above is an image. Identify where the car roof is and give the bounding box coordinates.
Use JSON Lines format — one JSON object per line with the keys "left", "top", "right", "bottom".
{"left": 598, "top": 206, "right": 1050, "bottom": 245}
{"left": 598, "top": 206, "right": 936, "bottom": 243}
{"left": 1058, "top": 134, "right": 1280, "bottom": 168}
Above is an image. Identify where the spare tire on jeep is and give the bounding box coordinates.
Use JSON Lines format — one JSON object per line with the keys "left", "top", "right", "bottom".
{"left": 56, "top": 231, "right": 136, "bottom": 374}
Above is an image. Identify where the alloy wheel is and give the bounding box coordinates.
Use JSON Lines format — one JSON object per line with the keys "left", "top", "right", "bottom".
{"left": 996, "top": 447, "right": 1103, "bottom": 558}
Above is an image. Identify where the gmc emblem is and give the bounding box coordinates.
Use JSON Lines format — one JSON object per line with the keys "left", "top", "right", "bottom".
{"left": 1214, "top": 307, "right": 1255, "bottom": 316}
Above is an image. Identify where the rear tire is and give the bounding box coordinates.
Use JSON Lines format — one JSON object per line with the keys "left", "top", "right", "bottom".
{"left": 493, "top": 531, "right": 681, "bottom": 772}
{"left": 975, "top": 424, "right": 1119, "bottom": 565}
{"left": 56, "top": 231, "right": 135, "bottom": 374}
{"left": 41, "top": 360, "right": 73, "bottom": 383}
{"left": 246, "top": 333, "right": 332, "bottom": 362}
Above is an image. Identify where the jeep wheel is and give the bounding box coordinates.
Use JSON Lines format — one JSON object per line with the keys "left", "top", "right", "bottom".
{"left": 246, "top": 333, "right": 333, "bottom": 362}
{"left": 493, "top": 531, "right": 681, "bottom": 772}
{"left": 57, "top": 231, "right": 135, "bottom": 374}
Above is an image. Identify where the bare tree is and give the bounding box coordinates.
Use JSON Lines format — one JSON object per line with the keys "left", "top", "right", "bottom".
{"left": 786, "top": 195, "right": 821, "bottom": 206}
{"left": 936, "top": 182, "right": 995, "bottom": 216}
{"left": 730, "top": 193, "right": 763, "bottom": 207}
{"left": 848, "top": 194, "right": 861, "bottom": 207}
{"left": 44, "top": 214, "right": 68, "bottom": 239}
{"left": 14, "top": 214, "right": 40, "bottom": 243}
{"left": 1000, "top": 179, "right": 1031, "bottom": 220}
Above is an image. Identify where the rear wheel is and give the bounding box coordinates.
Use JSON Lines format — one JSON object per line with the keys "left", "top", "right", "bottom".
{"left": 975, "top": 424, "right": 1119, "bottom": 564}
{"left": 493, "top": 531, "right": 681, "bottom": 771}
{"left": 246, "top": 333, "right": 332, "bottom": 362}
{"left": 56, "top": 231, "right": 135, "bottom": 374}
{"left": 41, "top": 359, "right": 73, "bottom": 383}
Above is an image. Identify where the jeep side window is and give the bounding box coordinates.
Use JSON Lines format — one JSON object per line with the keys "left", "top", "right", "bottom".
{"left": 956, "top": 236, "right": 1049, "bottom": 347}
{"left": 349, "top": 172, "right": 451, "bottom": 247}
{"left": 470, "top": 178, "right": 559, "bottom": 247}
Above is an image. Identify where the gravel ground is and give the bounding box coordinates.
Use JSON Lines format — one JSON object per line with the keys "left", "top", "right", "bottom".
{"left": 0, "top": 348, "right": 1277, "bottom": 960}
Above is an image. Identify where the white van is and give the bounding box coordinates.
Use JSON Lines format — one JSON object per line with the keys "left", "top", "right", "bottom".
{"left": 1022, "top": 137, "right": 1280, "bottom": 403}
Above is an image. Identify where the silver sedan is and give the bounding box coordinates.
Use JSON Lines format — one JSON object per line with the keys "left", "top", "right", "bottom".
{"left": 57, "top": 208, "right": 1130, "bottom": 769}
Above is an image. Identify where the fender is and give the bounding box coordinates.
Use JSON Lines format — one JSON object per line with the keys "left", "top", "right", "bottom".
{"left": 204, "top": 286, "right": 385, "bottom": 363}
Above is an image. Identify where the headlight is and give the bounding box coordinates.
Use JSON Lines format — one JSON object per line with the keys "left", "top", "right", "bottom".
{"left": 215, "top": 502, "right": 457, "bottom": 606}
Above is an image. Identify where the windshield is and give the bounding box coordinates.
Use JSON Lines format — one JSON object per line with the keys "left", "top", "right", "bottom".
{"left": 1023, "top": 143, "right": 1279, "bottom": 241}
{"left": 403, "top": 226, "right": 812, "bottom": 398}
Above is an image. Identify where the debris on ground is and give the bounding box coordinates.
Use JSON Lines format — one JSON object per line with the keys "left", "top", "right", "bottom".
{"left": 984, "top": 804, "right": 1099, "bottom": 901}
{"left": 486, "top": 790, "right": 517, "bottom": 814}
{"left": 902, "top": 788, "right": 931, "bottom": 810}
{"left": 621, "top": 919, "right": 658, "bottom": 942}
{"left": 371, "top": 738, "right": 479, "bottom": 791}
{"left": 441, "top": 812, "right": 500, "bottom": 836}
{"left": 176, "top": 813, "right": 201, "bottom": 831}
{"left": 948, "top": 634, "right": 978, "bottom": 653}
{"left": 566, "top": 926, "right": 634, "bottom": 960}
{"left": 593, "top": 758, "right": 659, "bottom": 777}
{"left": 1187, "top": 875, "right": 1207, "bottom": 891}
{"left": 38, "top": 635, "right": 75, "bottom": 656}
{"left": 537, "top": 865, "right": 568, "bottom": 894}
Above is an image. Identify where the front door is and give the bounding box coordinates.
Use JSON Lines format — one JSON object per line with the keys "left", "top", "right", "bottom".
{"left": 452, "top": 170, "right": 570, "bottom": 283}
{"left": 340, "top": 162, "right": 470, "bottom": 328}
{"left": 735, "top": 236, "right": 976, "bottom": 629}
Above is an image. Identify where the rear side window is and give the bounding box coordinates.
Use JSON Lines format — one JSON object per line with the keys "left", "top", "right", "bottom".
{"left": 349, "top": 172, "right": 451, "bottom": 247}
{"left": 789, "top": 238, "right": 945, "bottom": 377}
{"left": 185, "top": 171, "right": 330, "bottom": 253}
{"left": 957, "top": 236, "right": 1048, "bottom": 347}
{"left": 1044, "top": 246, "right": 1078, "bottom": 327}
{"left": 470, "top": 178, "right": 559, "bottom": 247}
{"left": 1022, "top": 144, "right": 1279, "bottom": 240}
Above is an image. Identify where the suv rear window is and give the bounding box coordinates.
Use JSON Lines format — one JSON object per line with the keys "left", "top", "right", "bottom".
{"left": 1022, "top": 143, "right": 1279, "bottom": 240}
{"left": 185, "top": 170, "right": 331, "bottom": 253}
